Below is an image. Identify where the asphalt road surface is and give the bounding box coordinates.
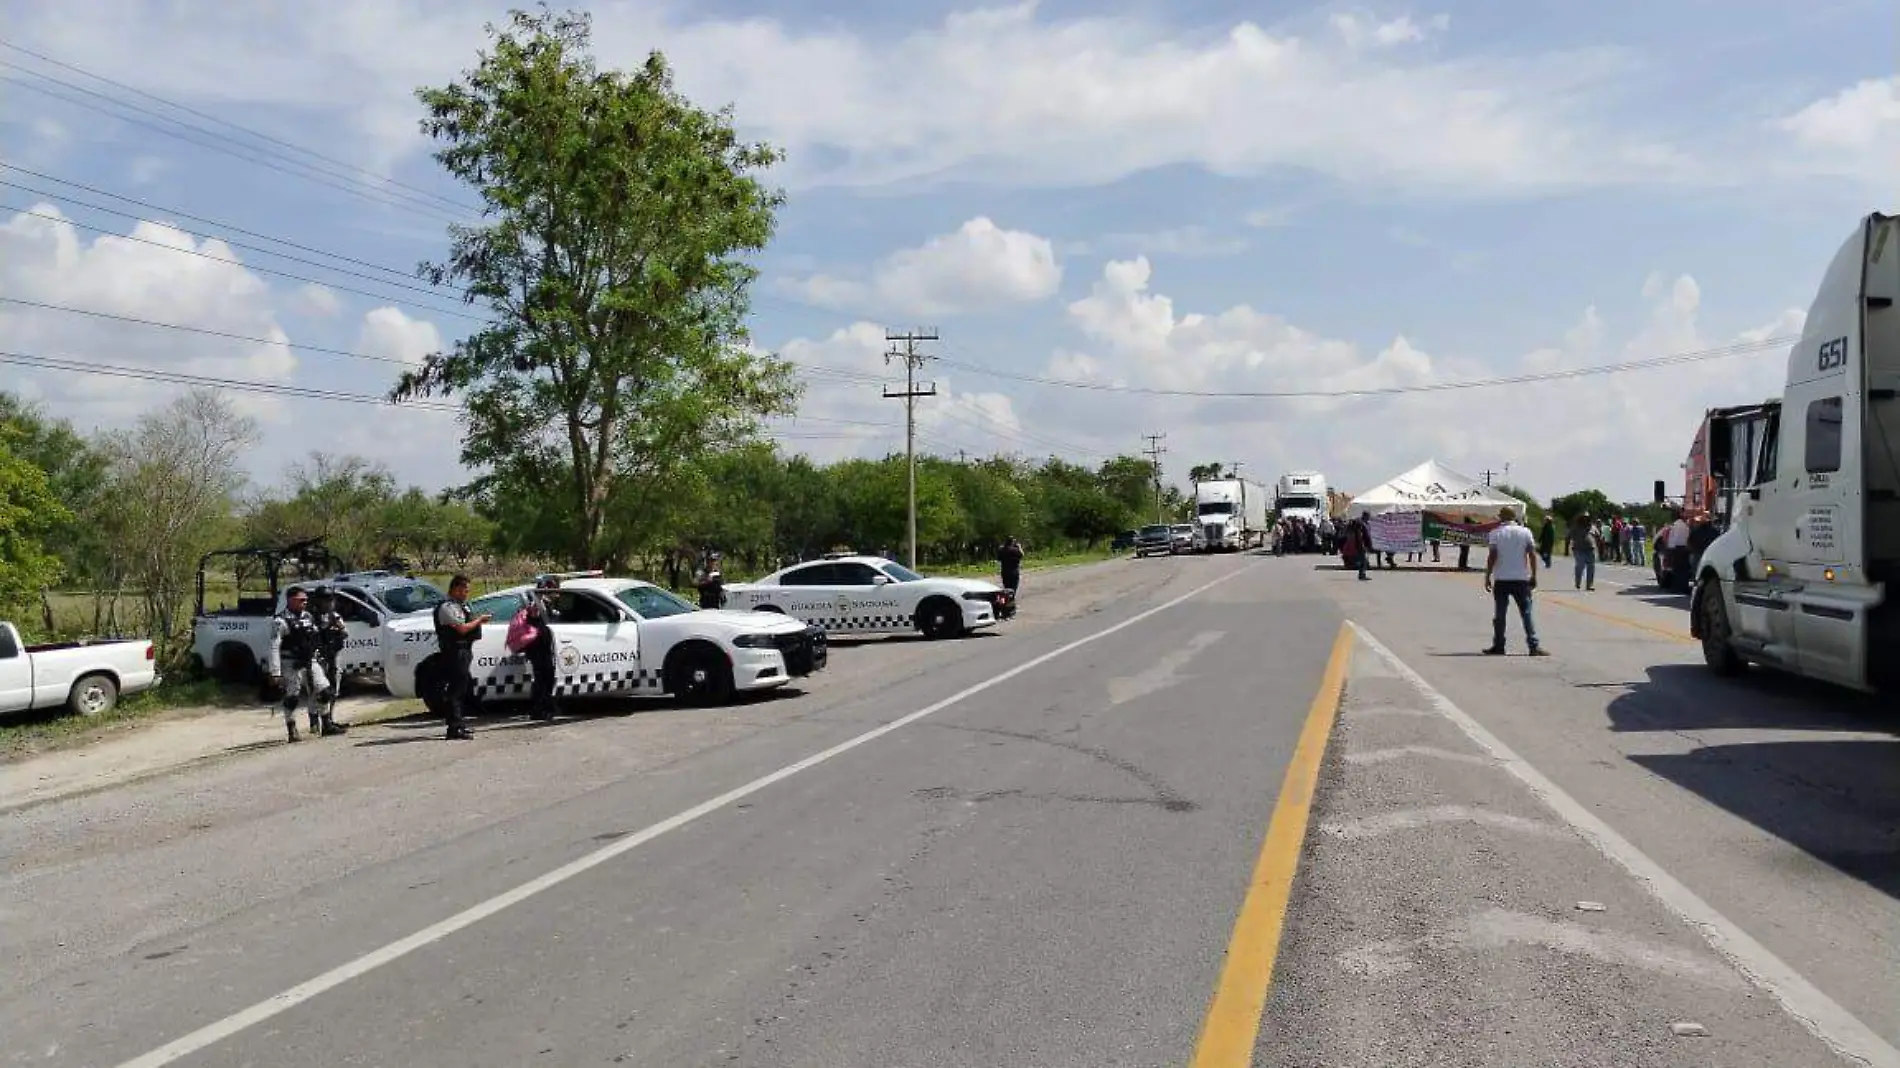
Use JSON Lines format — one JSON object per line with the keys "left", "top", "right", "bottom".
{"left": 3, "top": 552, "right": 1894, "bottom": 1067}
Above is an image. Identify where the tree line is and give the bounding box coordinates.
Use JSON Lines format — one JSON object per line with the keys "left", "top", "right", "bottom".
{"left": 0, "top": 386, "right": 1195, "bottom": 664}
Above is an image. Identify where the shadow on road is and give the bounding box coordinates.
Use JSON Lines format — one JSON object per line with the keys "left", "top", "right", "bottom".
{"left": 1606, "top": 663, "right": 1900, "bottom": 901}
{"left": 1614, "top": 585, "right": 1691, "bottom": 612}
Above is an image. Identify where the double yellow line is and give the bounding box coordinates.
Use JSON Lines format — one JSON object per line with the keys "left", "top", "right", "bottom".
{"left": 1188, "top": 623, "right": 1354, "bottom": 1067}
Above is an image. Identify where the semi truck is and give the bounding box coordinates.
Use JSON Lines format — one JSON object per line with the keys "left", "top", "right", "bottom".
{"left": 1275, "top": 472, "right": 1330, "bottom": 526}
{"left": 1193, "top": 477, "right": 1268, "bottom": 552}
{"left": 1691, "top": 210, "right": 1898, "bottom": 694}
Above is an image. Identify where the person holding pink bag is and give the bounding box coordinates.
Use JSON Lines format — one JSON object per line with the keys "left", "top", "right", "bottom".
{"left": 506, "top": 575, "right": 562, "bottom": 721}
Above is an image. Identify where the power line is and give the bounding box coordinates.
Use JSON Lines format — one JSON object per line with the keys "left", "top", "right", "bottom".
{"left": 930, "top": 336, "right": 1798, "bottom": 399}
{"left": 0, "top": 164, "right": 459, "bottom": 288}
{"left": 0, "top": 54, "right": 467, "bottom": 222}
{"left": 0, "top": 202, "right": 485, "bottom": 322}
{"left": 0, "top": 349, "right": 461, "bottom": 410}
{"left": 2, "top": 179, "right": 473, "bottom": 306}
{"left": 0, "top": 39, "right": 479, "bottom": 216}
{"left": 0, "top": 297, "right": 416, "bottom": 367}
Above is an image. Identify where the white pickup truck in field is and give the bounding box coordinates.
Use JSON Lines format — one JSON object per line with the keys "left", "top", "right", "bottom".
{"left": 0, "top": 621, "right": 161, "bottom": 717}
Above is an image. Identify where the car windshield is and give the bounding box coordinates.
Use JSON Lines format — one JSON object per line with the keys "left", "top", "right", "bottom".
{"left": 378, "top": 581, "right": 448, "bottom": 614}
{"left": 1141, "top": 525, "right": 1171, "bottom": 536}
{"left": 615, "top": 584, "right": 697, "bottom": 619}
{"left": 880, "top": 562, "right": 925, "bottom": 582}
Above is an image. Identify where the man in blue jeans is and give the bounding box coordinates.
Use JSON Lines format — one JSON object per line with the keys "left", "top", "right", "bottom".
{"left": 1484, "top": 505, "right": 1548, "bottom": 656}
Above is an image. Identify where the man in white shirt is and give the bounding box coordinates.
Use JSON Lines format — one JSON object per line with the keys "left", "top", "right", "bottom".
{"left": 1483, "top": 506, "right": 1547, "bottom": 656}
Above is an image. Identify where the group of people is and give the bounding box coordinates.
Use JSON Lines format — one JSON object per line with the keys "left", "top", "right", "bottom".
{"left": 1270, "top": 515, "right": 1333, "bottom": 554}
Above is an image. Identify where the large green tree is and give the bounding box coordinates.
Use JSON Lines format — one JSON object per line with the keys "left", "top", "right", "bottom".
{"left": 393, "top": 6, "right": 798, "bottom": 567}
{"left": 0, "top": 429, "right": 69, "bottom": 614}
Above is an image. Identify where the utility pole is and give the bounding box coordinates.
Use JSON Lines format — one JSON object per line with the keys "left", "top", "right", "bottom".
{"left": 1480, "top": 463, "right": 1511, "bottom": 487}
{"left": 884, "top": 327, "right": 939, "bottom": 570}
{"left": 1142, "top": 432, "right": 1168, "bottom": 522}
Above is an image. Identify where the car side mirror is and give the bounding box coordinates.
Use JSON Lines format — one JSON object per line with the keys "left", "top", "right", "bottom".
{"left": 872, "top": 575, "right": 892, "bottom": 585}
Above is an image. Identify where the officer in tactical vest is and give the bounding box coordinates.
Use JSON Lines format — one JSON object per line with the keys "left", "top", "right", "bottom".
{"left": 308, "top": 586, "right": 353, "bottom": 733}
{"left": 269, "top": 586, "right": 346, "bottom": 742}
{"left": 433, "top": 574, "right": 490, "bottom": 741}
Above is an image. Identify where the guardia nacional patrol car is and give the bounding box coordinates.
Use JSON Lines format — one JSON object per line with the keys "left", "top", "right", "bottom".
{"left": 379, "top": 575, "right": 827, "bottom": 710}
{"left": 723, "top": 555, "right": 1011, "bottom": 640}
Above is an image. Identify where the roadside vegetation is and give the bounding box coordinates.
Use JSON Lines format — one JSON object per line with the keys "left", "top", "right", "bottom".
{"left": 0, "top": 8, "right": 1660, "bottom": 735}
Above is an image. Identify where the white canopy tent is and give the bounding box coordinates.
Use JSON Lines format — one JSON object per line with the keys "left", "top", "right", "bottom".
{"left": 1347, "top": 460, "right": 1528, "bottom": 520}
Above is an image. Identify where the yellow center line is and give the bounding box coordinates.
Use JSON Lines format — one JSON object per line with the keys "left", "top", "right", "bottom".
{"left": 1541, "top": 594, "right": 1696, "bottom": 644}
{"left": 1189, "top": 622, "right": 1354, "bottom": 1068}
{"left": 1423, "top": 568, "right": 1695, "bottom": 645}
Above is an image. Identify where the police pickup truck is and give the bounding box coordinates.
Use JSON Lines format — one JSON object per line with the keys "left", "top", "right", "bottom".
{"left": 379, "top": 575, "right": 827, "bottom": 711}
{"left": 192, "top": 569, "right": 446, "bottom": 686}
{"left": 723, "top": 555, "right": 1010, "bottom": 640}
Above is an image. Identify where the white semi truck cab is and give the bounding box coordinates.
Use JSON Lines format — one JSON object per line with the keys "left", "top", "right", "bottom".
{"left": 1193, "top": 478, "right": 1268, "bottom": 551}
{"left": 1692, "top": 211, "right": 1899, "bottom": 693}
{"left": 1275, "top": 471, "right": 1329, "bottom": 525}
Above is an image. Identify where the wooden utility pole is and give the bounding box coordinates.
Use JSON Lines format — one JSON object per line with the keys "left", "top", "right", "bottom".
{"left": 1142, "top": 432, "right": 1168, "bottom": 522}
{"left": 884, "top": 328, "right": 939, "bottom": 569}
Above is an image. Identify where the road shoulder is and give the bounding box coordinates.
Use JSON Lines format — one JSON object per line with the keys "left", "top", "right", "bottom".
{"left": 1256, "top": 628, "right": 1853, "bottom": 1067}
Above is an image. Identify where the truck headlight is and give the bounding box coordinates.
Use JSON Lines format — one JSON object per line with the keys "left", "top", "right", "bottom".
{"left": 730, "top": 633, "right": 778, "bottom": 648}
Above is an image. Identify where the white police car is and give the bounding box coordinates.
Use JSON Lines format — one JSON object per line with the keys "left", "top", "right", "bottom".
{"left": 723, "top": 555, "right": 1011, "bottom": 640}
{"left": 379, "top": 575, "right": 826, "bottom": 711}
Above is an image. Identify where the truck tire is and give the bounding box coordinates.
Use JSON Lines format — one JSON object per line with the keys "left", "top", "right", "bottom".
{"left": 1695, "top": 580, "right": 1746, "bottom": 677}
{"left": 68, "top": 673, "right": 119, "bottom": 717}
{"left": 212, "top": 642, "right": 260, "bottom": 684}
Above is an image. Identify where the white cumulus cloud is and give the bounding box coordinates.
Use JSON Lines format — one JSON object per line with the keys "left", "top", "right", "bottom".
{"left": 357, "top": 305, "right": 443, "bottom": 365}
{"left": 783, "top": 217, "right": 1062, "bottom": 318}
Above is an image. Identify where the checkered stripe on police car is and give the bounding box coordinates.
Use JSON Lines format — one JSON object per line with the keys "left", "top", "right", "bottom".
{"left": 808, "top": 612, "right": 913, "bottom": 632}
{"left": 473, "top": 667, "right": 664, "bottom": 698}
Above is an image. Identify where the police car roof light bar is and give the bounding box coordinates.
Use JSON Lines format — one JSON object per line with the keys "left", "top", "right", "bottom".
{"left": 538, "top": 569, "right": 605, "bottom": 582}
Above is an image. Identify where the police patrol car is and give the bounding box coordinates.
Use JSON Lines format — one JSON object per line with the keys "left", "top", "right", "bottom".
{"left": 379, "top": 575, "right": 827, "bottom": 710}
{"left": 191, "top": 569, "right": 448, "bottom": 685}
{"left": 723, "top": 555, "right": 1010, "bottom": 639}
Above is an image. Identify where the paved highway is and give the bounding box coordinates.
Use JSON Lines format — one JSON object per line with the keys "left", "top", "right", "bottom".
{"left": 2, "top": 553, "right": 1893, "bottom": 1067}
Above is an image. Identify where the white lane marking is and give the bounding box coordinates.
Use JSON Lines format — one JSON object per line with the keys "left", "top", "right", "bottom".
{"left": 1343, "top": 744, "right": 1492, "bottom": 767}
{"left": 1344, "top": 703, "right": 1440, "bottom": 719}
{"left": 1350, "top": 622, "right": 1900, "bottom": 1068}
{"left": 111, "top": 563, "right": 1265, "bottom": 1068}
{"left": 1333, "top": 909, "right": 1746, "bottom": 990}
{"left": 1459, "top": 907, "right": 1747, "bottom": 990}
{"left": 1107, "top": 629, "right": 1225, "bottom": 705}
{"left": 1319, "top": 805, "right": 1566, "bottom": 841}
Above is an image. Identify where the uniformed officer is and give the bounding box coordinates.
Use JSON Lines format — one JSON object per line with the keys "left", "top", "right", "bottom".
{"left": 307, "top": 586, "right": 352, "bottom": 734}
{"left": 433, "top": 574, "right": 490, "bottom": 741}
{"left": 523, "top": 576, "right": 562, "bottom": 721}
{"left": 694, "top": 551, "right": 725, "bottom": 610}
{"left": 268, "top": 586, "right": 343, "bottom": 742}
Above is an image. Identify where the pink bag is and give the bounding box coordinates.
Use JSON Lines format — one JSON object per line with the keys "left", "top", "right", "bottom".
{"left": 505, "top": 608, "right": 540, "bottom": 653}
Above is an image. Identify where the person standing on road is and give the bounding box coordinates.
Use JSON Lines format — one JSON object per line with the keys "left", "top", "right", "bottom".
{"left": 694, "top": 551, "right": 726, "bottom": 610}
{"left": 997, "top": 536, "right": 1024, "bottom": 596}
{"left": 307, "top": 586, "right": 352, "bottom": 736}
{"left": 267, "top": 586, "right": 344, "bottom": 743}
{"left": 1566, "top": 513, "right": 1597, "bottom": 591}
{"left": 523, "top": 576, "right": 562, "bottom": 721}
{"left": 1484, "top": 506, "right": 1546, "bottom": 657}
{"left": 1346, "top": 512, "right": 1373, "bottom": 580}
{"left": 1537, "top": 515, "right": 1556, "bottom": 568}
{"left": 433, "top": 575, "right": 490, "bottom": 741}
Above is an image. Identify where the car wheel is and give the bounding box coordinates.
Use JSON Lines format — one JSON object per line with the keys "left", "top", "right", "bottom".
{"left": 1696, "top": 580, "right": 1746, "bottom": 677}
{"left": 667, "top": 643, "right": 735, "bottom": 707}
{"left": 917, "top": 597, "right": 965, "bottom": 640}
{"left": 68, "top": 673, "right": 118, "bottom": 717}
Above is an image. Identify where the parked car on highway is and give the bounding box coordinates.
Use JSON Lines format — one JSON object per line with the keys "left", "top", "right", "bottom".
{"left": 1134, "top": 524, "right": 1174, "bottom": 558}
{"left": 1170, "top": 524, "right": 1195, "bottom": 554}
{"left": 724, "top": 555, "right": 1009, "bottom": 640}
{"left": 381, "top": 575, "right": 826, "bottom": 711}
{"left": 0, "top": 621, "right": 160, "bottom": 718}
{"left": 1110, "top": 530, "right": 1137, "bottom": 554}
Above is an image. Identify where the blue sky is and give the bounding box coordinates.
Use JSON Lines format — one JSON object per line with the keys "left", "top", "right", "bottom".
{"left": 0, "top": 0, "right": 1892, "bottom": 502}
